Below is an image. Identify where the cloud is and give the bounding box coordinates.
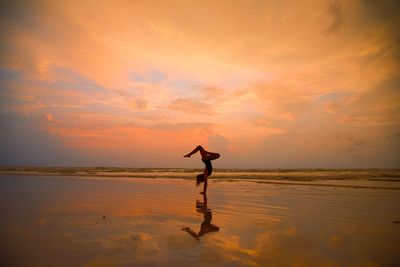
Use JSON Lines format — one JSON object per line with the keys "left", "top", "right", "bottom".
{"left": 208, "top": 134, "right": 229, "bottom": 152}
{"left": 335, "top": 133, "right": 366, "bottom": 155}
{"left": 167, "top": 98, "right": 216, "bottom": 115}
{"left": 359, "top": 0, "right": 400, "bottom": 63}
{"left": 251, "top": 80, "right": 314, "bottom": 122}
{"left": 196, "top": 85, "right": 226, "bottom": 101}
{"left": 0, "top": 0, "right": 399, "bottom": 167}
{"left": 338, "top": 77, "right": 400, "bottom": 126}
{"left": 0, "top": 112, "right": 86, "bottom": 166}
{"left": 360, "top": 0, "right": 400, "bottom": 26}
{"left": 150, "top": 122, "right": 211, "bottom": 132}
{"left": 326, "top": 0, "right": 344, "bottom": 33}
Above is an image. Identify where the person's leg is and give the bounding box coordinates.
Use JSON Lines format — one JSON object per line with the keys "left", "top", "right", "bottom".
{"left": 184, "top": 145, "right": 206, "bottom": 158}
{"left": 206, "top": 152, "right": 220, "bottom": 161}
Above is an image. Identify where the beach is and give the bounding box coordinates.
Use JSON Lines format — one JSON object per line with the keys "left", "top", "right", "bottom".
{"left": 1, "top": 169, "right": 400, "bottom": 266}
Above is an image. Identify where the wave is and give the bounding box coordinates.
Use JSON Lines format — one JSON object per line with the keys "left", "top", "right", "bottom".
{"left": 1, "top": 167, "right": 399, "bottom": 182}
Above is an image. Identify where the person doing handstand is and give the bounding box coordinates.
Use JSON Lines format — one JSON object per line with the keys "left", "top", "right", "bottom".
{"left": 184, "top": 145, "right": 220, "bottom": 194}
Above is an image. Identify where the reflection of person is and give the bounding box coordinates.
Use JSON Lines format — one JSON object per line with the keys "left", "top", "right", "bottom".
{"left": 182, "top": 194, "right": 220, "bottom": 240}
{"left": 184, "top": 145, "right": 220, "bottom": 194}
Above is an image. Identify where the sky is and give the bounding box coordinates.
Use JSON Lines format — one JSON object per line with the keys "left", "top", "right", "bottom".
{"left": 0, "top": 0, "right": 399, "bottom": 168}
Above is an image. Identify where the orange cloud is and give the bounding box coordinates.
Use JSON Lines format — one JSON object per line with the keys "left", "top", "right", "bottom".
{"left": 1, "top": 0, "right": 399, "bottom": 167}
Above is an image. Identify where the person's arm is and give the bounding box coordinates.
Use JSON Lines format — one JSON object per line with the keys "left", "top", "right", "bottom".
{"left": 203, "top": 176, "right": 208, "bottom": 194}
{"left": 201, "top": 169, "right": 208, "bottom": 194}
{"left": 184, "top": 145, "right": 206, "bottom": 158}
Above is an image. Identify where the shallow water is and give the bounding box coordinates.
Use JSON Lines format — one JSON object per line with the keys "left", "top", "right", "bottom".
{"left": 0, "top": 174, "right": 399, "bottom": 266}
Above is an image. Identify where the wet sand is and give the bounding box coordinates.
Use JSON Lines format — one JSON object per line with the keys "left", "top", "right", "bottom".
{"left": 1, "top": 174, "right": 399, "bottom": 266}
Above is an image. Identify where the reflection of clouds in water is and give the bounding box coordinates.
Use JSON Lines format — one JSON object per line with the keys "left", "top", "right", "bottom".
{"left": 92, "top": 231, "right": 163, "bottom": 265}
{"left": 2, "top": 176, "right": 400, "bottom": 266}
{"left": 203, "top": 235, "right": 259, "bottom": 266}
{"left": 250, "top": 223, "right": 390, "bottom": 266}
{"left": 37, "top": 217, "right": 46, "bottom": 226}
{"left": 94, "top": 231, "right": 152, "bottom": 250}
{"left": 164, "top": 233, "right": 198, "bottom": 250}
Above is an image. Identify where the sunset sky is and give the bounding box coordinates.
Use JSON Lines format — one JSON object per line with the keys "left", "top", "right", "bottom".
{"left": 0, "top": 0, "right": 399, "bottom": 168}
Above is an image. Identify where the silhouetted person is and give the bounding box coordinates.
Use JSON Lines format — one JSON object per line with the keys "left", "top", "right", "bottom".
{"left": 184, "top": 145, "right": 220, "bottom": 194}
{"left": 182, "top": 193, "right": 220, "bottom": 240}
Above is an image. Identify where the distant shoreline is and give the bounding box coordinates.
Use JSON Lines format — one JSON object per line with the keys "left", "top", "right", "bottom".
{"left": 1, "top": 166, "right": 399, "bottom": 172}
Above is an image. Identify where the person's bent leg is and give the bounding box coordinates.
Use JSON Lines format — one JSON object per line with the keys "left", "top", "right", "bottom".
{"left": 208, "top": 152, "right": 220, "bottom": 161}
